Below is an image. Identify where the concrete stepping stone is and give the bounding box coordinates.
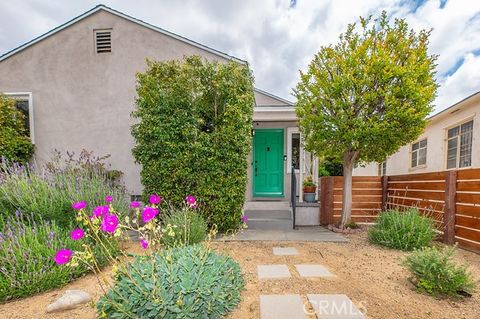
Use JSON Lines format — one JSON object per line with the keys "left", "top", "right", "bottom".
{"left": 295, "top": 264, "right": 333, "bottom": 278}
{"left": 257, "top": 264, "right": 291, "bottom": 279}
{"left": 273, "top": 247, "right": 299, "bottom": 255}
{"left": 260, "top": 294, "right": 307, "bottom": 319}
{"left": 307, "top": 294, "right": 365, "bottom": 318}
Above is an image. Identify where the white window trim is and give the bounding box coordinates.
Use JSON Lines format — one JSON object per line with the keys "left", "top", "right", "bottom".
{"left": 410, "top": 138, "right": 427, "bottom": 169}
{"left": 286, "top": 127, "right": 300, "bottom": 174}
{"left": 3, "top": 92, "right": 34, "bottom": 144}
{"left": 444, "top": 117, "right": 474, "bottom": 170}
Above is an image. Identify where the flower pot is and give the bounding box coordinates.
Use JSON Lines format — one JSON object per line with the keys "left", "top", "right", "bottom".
{"left": 303, "top": 186, "right": 316, "bottom": 193}
{"left": 303, "top": 192, "right": 316, "bottom": 203}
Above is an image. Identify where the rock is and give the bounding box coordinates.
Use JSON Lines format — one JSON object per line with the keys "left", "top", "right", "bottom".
{"left": 46, "top": 289, "right": 91, "bottom": 313}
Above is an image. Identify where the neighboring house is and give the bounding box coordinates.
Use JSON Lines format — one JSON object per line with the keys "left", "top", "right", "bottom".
{"left": 354, "top": 91, "right": 480, "bottom": 176}
{"left": 0, "top": 5, "right": 319, "bottom": 225}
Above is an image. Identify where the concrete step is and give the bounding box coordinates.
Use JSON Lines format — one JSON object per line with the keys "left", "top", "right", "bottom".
{"left": 245, "top": 210, "right": 291, "bottom": 220}
{"left": 244, "top": 201, "right": 291, "bottom": 211}
{"left": 246, "top": 218, "right": 293, "bottom": 231}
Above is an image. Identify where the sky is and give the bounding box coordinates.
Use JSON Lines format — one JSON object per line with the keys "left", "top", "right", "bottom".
{"left": 0, "top": 0, "right": 479, "bottom": 114}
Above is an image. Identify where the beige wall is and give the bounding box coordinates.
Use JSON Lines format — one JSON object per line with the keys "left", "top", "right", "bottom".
{"left": 354, "top": 94, "right": 480, "bottom": 176}
{"left": 0, "top": 10, "right": 240, "bottom": 195}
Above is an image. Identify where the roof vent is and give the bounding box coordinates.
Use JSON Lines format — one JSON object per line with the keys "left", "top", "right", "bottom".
{"left": 95, "top": 30, "right": 111, "bottom": 53}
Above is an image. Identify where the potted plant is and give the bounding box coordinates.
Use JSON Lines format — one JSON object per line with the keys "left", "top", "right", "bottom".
{"left": 303, "top": 176, "right": 317, "bottom": 203}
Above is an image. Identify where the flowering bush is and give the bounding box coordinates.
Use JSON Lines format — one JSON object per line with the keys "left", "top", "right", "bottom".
{"left": 0, "top": 212, "right": 110, "bottom": 302}
{"left": 96, "top": 244, "right": 244, "bottom": 319}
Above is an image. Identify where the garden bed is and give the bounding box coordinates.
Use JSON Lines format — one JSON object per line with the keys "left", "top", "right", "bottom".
{"left": 0, "top": 233, "right": 479, "bottom": 319}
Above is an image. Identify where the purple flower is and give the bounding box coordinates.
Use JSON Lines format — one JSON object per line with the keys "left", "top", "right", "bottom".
{"left": 92, "top": 205, "right": 109, "bottom": 218}
{"left": 105, "top": 195, "right": 113, "bottom": 203}
{"left": 101, "top": 214, "right": 119, "bottom": 234}
{"left": 149, "top": 194, "right": 162, "bottom": 205}
{"left": 140, "top": 239, "right": 148, "bottom": 249}
{"left": 72, "top": 201, "right": 87, "bottom": 210}
{"left": 130, "top": 201, "right": 140, "bottom": 208}
{"left": 185, "top": 195, "right": 197, "bottom": 208}
{"left": 54, "top": 249, "right": 73, "bottom": 265}
{"left": 71, "top": 228, "right": 84, "bottom": 240}
{"left": 241, "top": 215, "right": 248, "bottom": 223}
{"left": 142, "top": 207, "right": 159, "bottom": 223}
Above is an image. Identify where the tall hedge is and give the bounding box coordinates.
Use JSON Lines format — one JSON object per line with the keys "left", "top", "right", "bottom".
{"left": 0, "top": 94, "right": 34, "bottom": 163}
{"left": 132, "top": 56, "right": 254, "bottom": 231}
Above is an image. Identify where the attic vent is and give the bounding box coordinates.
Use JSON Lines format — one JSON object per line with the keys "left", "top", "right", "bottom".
{"left": 95, "top": 30, "right": 112, "bottom": 53}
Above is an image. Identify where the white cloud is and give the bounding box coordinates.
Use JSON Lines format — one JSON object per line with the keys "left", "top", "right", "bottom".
{"left": 0, "top": 0, "right": 479, "bottom": 111}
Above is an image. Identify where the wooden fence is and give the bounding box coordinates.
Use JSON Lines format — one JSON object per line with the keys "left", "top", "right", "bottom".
{"left": 319, "top": 168, "right": 480, "bottom": 253}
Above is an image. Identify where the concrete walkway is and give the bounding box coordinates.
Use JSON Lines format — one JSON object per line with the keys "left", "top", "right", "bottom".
{"left": 220, "top": 226, "right": 347, "bottom": 242}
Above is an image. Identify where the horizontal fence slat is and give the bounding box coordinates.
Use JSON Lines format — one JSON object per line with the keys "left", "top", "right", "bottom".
{"left": 456, "top": 215, "right": 480, "bottom": 229}
{"left": 388, "top": 181, "right": 445, "bottom": 191}
{"left": 456, "top": 204, "right": 480, "bottom": 218}
{"left": 455, "top": 226, "right": 480, "bottom": 243}
{"left": 333, "top": 195, "right": 382, "bottom": 203}
{"left": 457, "top": 180, "right": 480, "bottom": 191}
{"left": 333, "top": 202, "right": 382, "bottom": 209}
{"left": 456, "top": 192, "right": 480, "bottom": 204}
{"left": 457, "top": 168, "right": 480, "bottom": 180}
{"left": 333, "top": 189, "right": 383, "bottom": 196}
{"left": 455, "top": 237, "right": 480, "bottom": 254}
{"left": 387, "top": 190, "right": 445, "bottom": 201}
{"left": 388, "top": 171, "right": 446, "bottom": 182}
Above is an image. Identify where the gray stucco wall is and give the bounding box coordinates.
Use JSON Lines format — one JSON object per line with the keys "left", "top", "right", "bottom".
{"left": 0, "top": 10, "right": 235, "bottom": 195}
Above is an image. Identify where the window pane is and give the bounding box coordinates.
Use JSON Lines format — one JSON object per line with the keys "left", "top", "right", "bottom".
{"left": 461, "top": 120, "right": 473, "bottom": 134}
{"left": 447, "top": 138, "right": 458, "bottom": 169}
{"left": 419, "top": 139, "right": 427, "bottom": 148}
{"left": 292, "top": 133, "right": 300, "bottom": 170}
{"left": 412, "top": 142, "right": 419, "bottom": 151}
{"left": 448, "top": 126, "right": 459, "bottom": 138}
{"left": 459, "top": 129, "right": 472, "bottom": 168}
{"left": 15, "top": 100, "right": 30, "bottom": 135}
{"left": 411, "top": 151, "right": 418, "bottom": 168}
{"left": 418, "top": 148, "right": 427, "bottom": 165}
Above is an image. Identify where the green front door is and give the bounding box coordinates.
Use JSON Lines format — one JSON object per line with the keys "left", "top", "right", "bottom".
{"left": 253, "top": 129, "right": 284, "bottom": 197}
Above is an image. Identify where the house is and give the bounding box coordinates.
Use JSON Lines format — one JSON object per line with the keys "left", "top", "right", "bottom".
{"left": 0, "top": 5, "right": 319, "bottom": 226}
{"left": 354, "top": 91, "right": 480, "bottom": 176}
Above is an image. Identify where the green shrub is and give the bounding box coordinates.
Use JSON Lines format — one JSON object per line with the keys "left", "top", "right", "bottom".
{"left": 368, "top": 208, "right": 436, "bottom": 251}
{"left": 404, "top": 246, "right": 476, "bottom": 298}
{"left": 0, "top": 213, "right": 114, "bottom": 302}
{"left": 131, "top": 56, "right": 254, "bottom": 232}
{"left": 0, "top": 94, "right": 34, "bottom": 163}
{"left": 161, "top": 208, "right": 208, "bottom": 248}
{"left": 0, "top": 154, "right": 127, "bottom": 226}
{"left": 97, "top": 245, "right": 244, "bottom": 318}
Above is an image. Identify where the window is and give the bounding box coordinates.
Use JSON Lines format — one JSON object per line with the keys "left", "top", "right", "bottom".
{"left": 446, "top": 120, "right": 473, "bottom": 169}
{"left": 378, "top": 161, "right": 386, "bottom": 176}
{"left": 4, "top": 92, "right": 34, "bottom": 143}
{"left": 411, "top": 139, "right": 427, "bottom": 168}
{"left": 291, "top": 133, "right": 300, "bottom": 170}
{"left": 95, "top": 29, "right": 112, "bottom": 53}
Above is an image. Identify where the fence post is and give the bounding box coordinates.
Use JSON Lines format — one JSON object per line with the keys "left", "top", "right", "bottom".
{"left": 320, "top": 177, "right": 334, "bottom": 225}
{"left": 443, "top": 170, "right": 457, "bottom": 245}
{"left": 381, "top": 175, "right": 389, "bottom": 211}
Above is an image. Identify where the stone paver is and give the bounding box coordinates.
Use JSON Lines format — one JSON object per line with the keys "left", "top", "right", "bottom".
{"left": 273, "top": 247, "right": 299, "bottom": 255}
{"left": 257, "top": 264, "right": 291, "bottom": 279}
{"left": 307, "top": 294, "right": 365, "bottom": 318}
{"left": 260, "top": 294, "right": 307, "bottom": 319}
{"left": 295, "top": 264, "right": 334, "bottom": 278}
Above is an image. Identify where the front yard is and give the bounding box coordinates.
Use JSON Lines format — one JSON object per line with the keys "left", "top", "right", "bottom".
{"left": 1, "top": 232, "right": 478, "bottom": 319}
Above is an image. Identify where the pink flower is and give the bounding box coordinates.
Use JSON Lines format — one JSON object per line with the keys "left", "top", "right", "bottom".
{"left": 92, "top": 205, "right": 109, "bottom": 218}
{"left": 149, "top": 194, "right": 162, "bottom": 205}
{"left": 140, "top": 239, "right": 148, "bottom": 249}
{"left": 71, "top": 228, "right": 84, "bottom": 240}
{"left": 72, "top": 201, "right": 86, "bottom": 210}
{"left": 185, "top": 195, "right": 197, "bottom": 208}
{"left": 105, "top": 196, "right": 113, "bottom": 203}
{"left": 142, "top": 207, "right": 159, "bottom": 223}
{"left": 101, "top": 214, "right": 119, "bottom": 233}
{"left": 241, "top": 215, "right": 248, "bottom": 223}
{"left": 54, "top": 249, "right": 73, "bottom": 265}
{"left": 130, "top": 201, "right": 140, "bottom": 208}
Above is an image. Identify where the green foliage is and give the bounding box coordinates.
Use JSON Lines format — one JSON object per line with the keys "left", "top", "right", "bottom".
{"left": 368, "top": 208, "right": 437, "bottom": 251}
{"left": 0, "top": 213, "right": 113, "bottom": 302}
{"left": 295, "top": 12, "right": 437, "bottom": 165}
{"left": 0, "top": 94, "right": 34, "bottom": 163}
{"left": 318, "top": 157, "right": 343, "bottom": 176}
{"left": 302, "top": 175, "right": 316, "bottom": 187}
{"left": 404, "top": 246, "right": 476, "bottom": 298}
{"left": 131, "top": 56, "right": 254, "bottom": 232}
{"left": 161, "top": 208, "right": 208, "bottom": 248}
{"left": 97, "top": 245, "right": 244, "bottom": 318}
{"left": 0, "top": 153, "right": 128, "bottom": 226}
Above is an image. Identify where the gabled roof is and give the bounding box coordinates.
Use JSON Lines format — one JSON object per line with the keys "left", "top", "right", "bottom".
{"left": 0, "top": 4, "right": 247, "bottom": 64}
{"left": 428, "top": 90, "right": 480, "bottom": 122}
{"left": 254, "top": 88, "right": 294, "bottom": 106}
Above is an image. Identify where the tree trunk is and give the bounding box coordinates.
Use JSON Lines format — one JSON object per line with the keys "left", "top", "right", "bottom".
{"left": 340, "top": 151, "right": 358, "bottom": 228}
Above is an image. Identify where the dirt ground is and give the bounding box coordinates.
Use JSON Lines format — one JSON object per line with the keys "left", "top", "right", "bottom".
{"left": 0, "top": 232, "right": 479, "bottom": 319}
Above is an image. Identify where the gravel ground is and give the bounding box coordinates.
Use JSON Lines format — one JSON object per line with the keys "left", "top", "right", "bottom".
{"left": 0, "top": 232, "right": 478, "bottom": 319}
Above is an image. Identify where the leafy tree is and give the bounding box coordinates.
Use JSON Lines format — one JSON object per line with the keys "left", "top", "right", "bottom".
{"left": 0, "top": 94, "right": 34, "bottom": 163}
{"left": 294, "top": 12, "right": 437, "bottom": 227}
{"left": 132, "top": 56, "right": 254, "bottom": 231}
{"left": 318, "top": 157, "right": 343, "bottom": 176}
